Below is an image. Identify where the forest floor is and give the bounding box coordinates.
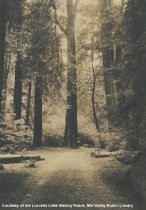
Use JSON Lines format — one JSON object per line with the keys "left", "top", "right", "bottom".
{"left": 0, "top": 148, "right": 143, "bottom": 210}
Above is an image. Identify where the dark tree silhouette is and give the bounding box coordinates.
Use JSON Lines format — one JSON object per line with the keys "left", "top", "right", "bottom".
{"left": 0, "top": 0, "right": 7, "bottom": 116}
{"left": 14, "top": 52, "right": 22, "bottom": 119}
{"left": 91, "top": 42, "right": 100, "bottom": 132}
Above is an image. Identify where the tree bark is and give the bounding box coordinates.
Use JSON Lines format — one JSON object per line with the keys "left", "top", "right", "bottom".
{"left": 64, "top": 0, "right": 77, "bottom": 148}
{"left": 33, "top": 76, "right": 42, "bottom": 148}
{"left": 14, "top": 52, "right": 22, "bottom": 120}
{"left": 0, "top": 0, "right": 7, "bottom": 117}
{"left": 25, "top": 81, "right": 32, "bottom": 125}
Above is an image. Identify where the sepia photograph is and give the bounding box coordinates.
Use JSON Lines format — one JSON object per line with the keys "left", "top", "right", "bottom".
{"left": 0, "top": 0, "right": 146, "bottom": 209}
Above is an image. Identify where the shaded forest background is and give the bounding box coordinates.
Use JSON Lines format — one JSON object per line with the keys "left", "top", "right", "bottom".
{"left": 0, "top": 0, "right": 146, "bottom": 207}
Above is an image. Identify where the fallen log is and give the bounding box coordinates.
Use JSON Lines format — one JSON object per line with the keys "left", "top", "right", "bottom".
{"left": 0, "top": 155, "right": 44, "bottom": 164}
{"left": 91, "top": 151, "right": 111, "bottom": 158}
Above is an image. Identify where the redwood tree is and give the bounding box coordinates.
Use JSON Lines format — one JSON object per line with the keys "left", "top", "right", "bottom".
{"left": 64, "top": 0, "right": 78, "bottom": 147}
{"left": 100, "top": 0, "right": 118, "bottom": 126}
{"left": 31, "top": 0, "right": 62, "bottom": 147}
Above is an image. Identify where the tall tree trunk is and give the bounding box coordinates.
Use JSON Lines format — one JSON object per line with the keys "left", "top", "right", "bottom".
{"left": 100, "top": 0, "right": 118, "bottom": 126}
{"left": 0, "top": 0, "right": 7, "bottom": 117}
{"left": 2, "top": 54, "right": 11, "bottom": 119}
{"left": 33, "top": 76, "right": 42, "bottom": 148}
{"left": 91, "top": 48, "right": 100, "bottom": 132}
{"left": 64, "top": 0, "right": 77, "bottom": 148}
{"left": 103, "top": 47, "right": 116, "bottom": 124}
{"left": 25, "top": 81, "right": 32, "bottom": 125}
{"left": 14, "top": 52, "right": 22, "bottom": 120}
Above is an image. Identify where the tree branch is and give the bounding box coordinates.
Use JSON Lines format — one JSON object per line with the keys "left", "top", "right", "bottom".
{"left": 51, "top": 0, "right": 67, "bottom": 36}
{"left": 55, "top": 18, "right": 67, "bottom": 36}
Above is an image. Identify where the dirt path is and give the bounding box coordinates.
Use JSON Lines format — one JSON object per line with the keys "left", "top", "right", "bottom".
{"left": 0, "top": 148, "right": 142, "bottom": 210}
